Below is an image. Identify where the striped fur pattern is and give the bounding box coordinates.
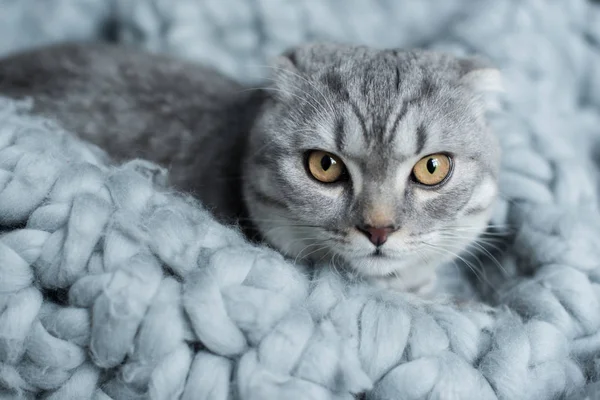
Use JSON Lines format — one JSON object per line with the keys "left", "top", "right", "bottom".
{"left": 243, "top": 44, "right": 501, "bottom": 292}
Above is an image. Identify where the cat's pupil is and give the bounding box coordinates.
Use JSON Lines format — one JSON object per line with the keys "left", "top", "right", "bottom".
{"left": 321, "top": 155, "right": 333, "bottom": 171}
{"left": 427, "top": 158, "right": 438, "bottom": 174}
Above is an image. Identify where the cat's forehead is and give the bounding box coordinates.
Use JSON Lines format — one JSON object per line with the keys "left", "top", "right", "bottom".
{"left": 307, "top": 69, "right": 476, "bottom": 157}
{"left": 279, "top": 44, "right": 490, "bottom": 160}
{"left": 283, "top": 45, "right": 474, "bottom": 119}
{"left": 302, "top": 49, "right": 467, "bottom": 116}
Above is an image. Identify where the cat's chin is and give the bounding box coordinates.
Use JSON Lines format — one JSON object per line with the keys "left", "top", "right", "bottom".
{"left": 344, "top": 253, "right": 423, "bottom": 277}
{"left": 340, "top": 252, "right": 441, "bottom": 293}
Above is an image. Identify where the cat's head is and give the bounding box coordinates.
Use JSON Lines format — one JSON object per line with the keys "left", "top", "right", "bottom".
{"left": 243, "top": 43, "right": 502, "bottom": 290}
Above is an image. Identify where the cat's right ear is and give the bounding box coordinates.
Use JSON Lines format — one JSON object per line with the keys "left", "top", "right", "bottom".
{"left": 270, "top": 50, "right": 302, "bottom": 101}
{"left": 456, "top": 57, "right": 504, "bottom": 112}
{"left": 457, "top": 57, "right": 504, "bottom": 94}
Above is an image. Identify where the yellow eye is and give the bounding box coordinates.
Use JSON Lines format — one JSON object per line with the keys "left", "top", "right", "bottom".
{"left": 307, "top": 150, "right": 346, "bottom": 183}
{"left": 412, "top": 153, "right": 452, "bottom": 186}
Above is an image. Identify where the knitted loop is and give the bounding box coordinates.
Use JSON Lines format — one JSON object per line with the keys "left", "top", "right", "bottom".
{"left": 0, "top": 287, "right": 42, "bottom": 365}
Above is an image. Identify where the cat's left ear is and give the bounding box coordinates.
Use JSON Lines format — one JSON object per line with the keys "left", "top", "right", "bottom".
{"left": 269, "top": 49, "right": 303, "bottom": 101}
{"left": 458, "top": 57, "right": 504, "bottom": 93}
{"left": 274, "top": 49, "right": 299, "bottom": 73}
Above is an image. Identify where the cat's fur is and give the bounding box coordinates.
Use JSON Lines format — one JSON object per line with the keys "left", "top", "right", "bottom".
{"left": 0, "top": 43, "right": 263, "bottom": 221}
{"left": 0, "top": 43, "right": 501, "bottom": 293}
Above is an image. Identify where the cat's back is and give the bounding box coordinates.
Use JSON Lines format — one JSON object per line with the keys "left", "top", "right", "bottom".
{"left": 0, "top": 42, "right": 242, "bottom": 99}
{"left": 0, "top": 42, "right": 248, "bottom": 157}
{"left": 0, "top": 42, "right": 262, "bottom": 221}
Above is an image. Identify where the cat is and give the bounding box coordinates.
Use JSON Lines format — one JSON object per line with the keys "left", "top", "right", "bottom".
{"left": 0, "top": 42, "right": 502, "bottom": 293}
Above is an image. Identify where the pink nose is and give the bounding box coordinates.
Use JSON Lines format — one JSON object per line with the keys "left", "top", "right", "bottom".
{"left": 357, "top": 225, "right": 397, "bottom": 247}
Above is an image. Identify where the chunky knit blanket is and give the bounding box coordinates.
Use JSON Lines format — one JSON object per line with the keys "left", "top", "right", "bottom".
{"left": 1, "top": 0, "right": 600, "bottom": 399}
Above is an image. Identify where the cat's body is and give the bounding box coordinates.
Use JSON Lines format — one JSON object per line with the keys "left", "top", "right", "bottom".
{"left": 0, "top": 43, "right": 501, "bottom": 293}
{"left": 0, "top": 43, "right": 262, "bottom": 222}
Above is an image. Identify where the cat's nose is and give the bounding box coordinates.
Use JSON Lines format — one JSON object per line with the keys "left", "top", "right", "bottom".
{"left": 356, "top": 225, "right": 397, "bottom": 247}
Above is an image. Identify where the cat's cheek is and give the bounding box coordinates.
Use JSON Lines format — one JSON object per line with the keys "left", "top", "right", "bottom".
{"left": 460, "top": 175, "right": 498, "bottom": 216}
{"left": 409, "top": 184, "right": 447, "bottom": 203}
{"left": 308, "top": 183, "right": 345, "bottom": 199}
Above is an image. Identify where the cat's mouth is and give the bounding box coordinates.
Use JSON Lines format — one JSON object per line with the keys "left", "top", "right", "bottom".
{"left": 338, "top": 241, "right": 400, "bottom": 260}
{"left": 371, "top": 248, "right": 386, "bottom": 257}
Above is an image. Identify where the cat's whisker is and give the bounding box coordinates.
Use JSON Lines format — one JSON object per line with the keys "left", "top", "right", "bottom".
{"left": 426, "top": 248, "right": 474, "bottom": 293}
{"left": 332, "top": 252, "right": 345, "bottom": 278}
{"left": 316, "top": 247, "right": 333, "bottom": 264}
{"left": 438, "top": 236, "right": 509, "bottom": 278}
{"left": 448, "top": 237, "right": 507, "bottom": 249}
{"left": 468, "top": 242, "right": 510, "bottom": 278}
{"left": 435, "top": 232, "right": 508, "bottom": 252}
{"left": 253, "top": 86, "right": 324, "bottom": 121}
{"left": 434, "top": 236, "right": 509, "bottom": 276}
{"left": 465, "top": 239, "right": 508, "bottom": 256}
{"left": 438, "top": 228, "right": 512, "bottom": 236}
{"left": 473, "top": 239, "right": 510, "bottom": 252}
{"left": 245, "top": 76, "right": 335, "bottom": 137}
{"left": 239, "top": 219, "right": 325, "bottom": 228}
{"left": 270, "top": 236, "right": 320, "bottom": 250}
{"left": 293, "top": 242, "right": 321, "bottom": 264}
{"left": 257, "top": 64, "right": 339, "bottom": 118}
{"left": 281, "top": 237, "right": 327, "bottom": 259}
{"left": 257, "top": 87, "right": 327, "bottom": 120}
{"left": 294, "top": 243, "right": 333, "bottom": 265}
{"left": 432, "top": 233, "right": 508, "bottom": 247}
{"left": 271, "top": 231, "right": 339, "bottom": 263}
{"left": 418, "top": 231, "right": 511, "bottom": 243}
{"left": 250, "top": 221, "right": 320, "bottom": 231}
{"left": 427, "top": 247, "right": 490, "bottom": 291}
{"left": 412, "top": 248, "right": 428, "bottom": 268}
{"left": 444, "top": 223, "right": 513, "bottom": 229}
{"left": 244, "top": 126, "right": 333, "bottom": 161}
{"left": 421, "top": 241, "right": 498, "bottom": 294}
{"left": 495, "top": 192, "right": 541, "bottom": 216}
{"left": 466, "top": 236, "right": 509, "bottom": 253}
{"left": 270, "top": 65, "right": 335, "bottom": 113}
{"left": 472, "top": 236, "right": 510, "bottom": 244}
{"left": 248, "top": 83, "right": 333, "bottom": 135}
{"left": 244, "top": 134, "right": 284, "bottom": 159}
{"left": 247, "top": 219, "right": 348, "bottom": 242}
{"left": 258, "top": 228, "right": 344, "bottom": 245}
{"left": 256, "top": 225, "right": 324, "bottom": 247}
{"left": 316, "top": 248, "right": 346, "bottom": 282}
{"left": 436, "top": 226, "right": 513, "bottom": 236}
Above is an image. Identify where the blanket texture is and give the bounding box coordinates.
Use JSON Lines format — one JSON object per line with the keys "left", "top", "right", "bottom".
{"left": 1, "top": 0, "right": 600, "bottom": 399}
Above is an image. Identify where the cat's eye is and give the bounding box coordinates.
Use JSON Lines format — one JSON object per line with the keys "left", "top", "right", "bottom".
{"left": 306, "top": 150, "right": 346, "bottom": 183}
{"left": 412, "top": 153, "right": 452, "bottom": 186}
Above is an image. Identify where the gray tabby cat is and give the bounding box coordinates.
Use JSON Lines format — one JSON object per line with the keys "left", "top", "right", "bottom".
{"left": 0, "top": 42, "right": 502, "bottom": 293}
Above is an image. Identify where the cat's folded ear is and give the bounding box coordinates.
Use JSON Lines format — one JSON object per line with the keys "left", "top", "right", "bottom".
{"left": 277, "top": 48, "right": 300, "bottom": 70}
{"left": 269, "top": 49, "right": 304, "bottom": 101}
{"left": 457, "top": 57, "right": 504, "bottom": 94}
